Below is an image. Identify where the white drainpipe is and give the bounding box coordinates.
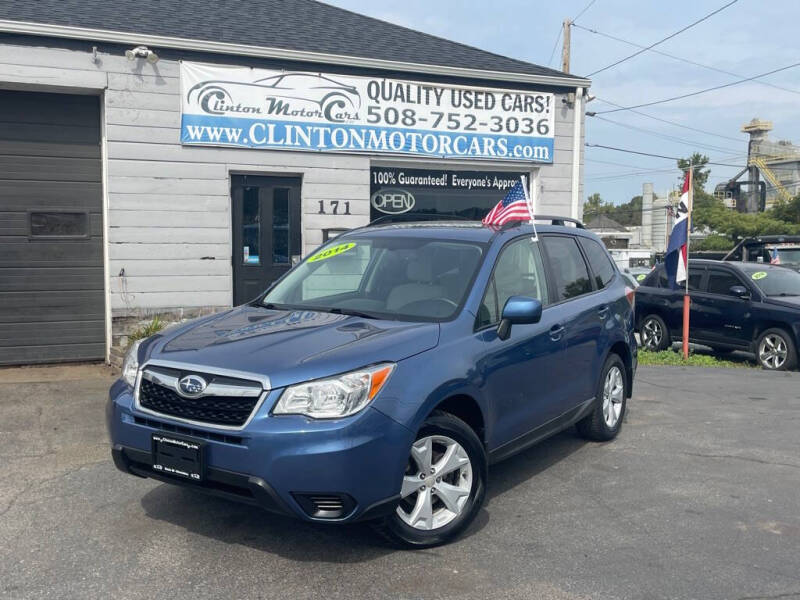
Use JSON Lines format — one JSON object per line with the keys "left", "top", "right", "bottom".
{"left": 571, "top": 86, "right": 583, "bottom": 219}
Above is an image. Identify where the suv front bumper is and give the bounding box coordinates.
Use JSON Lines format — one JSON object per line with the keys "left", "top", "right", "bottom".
{"left": 107, "top": 379, "right": 413, "bottom": 523}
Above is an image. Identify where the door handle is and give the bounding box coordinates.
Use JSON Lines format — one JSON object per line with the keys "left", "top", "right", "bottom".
{"left": 597, "top": 305, "right": 610, "bottom": 319}
{"left": 550, "top": 324, "right": 565, "bottom": 341}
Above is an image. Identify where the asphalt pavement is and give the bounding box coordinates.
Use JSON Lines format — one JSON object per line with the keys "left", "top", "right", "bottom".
{"left": 1, "top": 363, "right": 799, "bottom": 600}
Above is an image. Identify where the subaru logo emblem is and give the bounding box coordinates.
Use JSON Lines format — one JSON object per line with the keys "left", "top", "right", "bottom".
{"left": 178, "top": 374, "right": 207, "bottom": 397}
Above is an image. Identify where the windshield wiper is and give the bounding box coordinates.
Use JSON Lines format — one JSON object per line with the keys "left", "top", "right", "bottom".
{"left": 326, "top": 307, "right": 382, "bottom": 319}
{"left": 767, "top": 293, "right": 800, "bottom": 297}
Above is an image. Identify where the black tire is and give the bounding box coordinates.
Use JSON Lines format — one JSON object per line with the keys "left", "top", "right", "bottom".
{"left": 755, "top": 328, "right": 797, "bottom": 371}
{"left": 576, "top": 354, "right": 627, "bottom": 442}
{"left": 372, "top": 411, "right": 487, "bottom": 548}
{"left": 640, "top": 314, "right": 670, "bottom": 351}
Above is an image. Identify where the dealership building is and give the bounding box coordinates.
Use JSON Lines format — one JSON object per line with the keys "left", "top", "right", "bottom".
{"left": 0, "top": 0, "right": 591, "bottom": 366}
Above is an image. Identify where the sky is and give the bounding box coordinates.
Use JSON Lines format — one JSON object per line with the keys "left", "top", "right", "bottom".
{"left": 324, "top": 0, "right": 800, "bottom": 205}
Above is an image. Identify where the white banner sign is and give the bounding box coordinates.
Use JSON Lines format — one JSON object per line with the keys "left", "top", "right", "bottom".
{"left": 180, "top": 62, "right": 555, "bottom": 162}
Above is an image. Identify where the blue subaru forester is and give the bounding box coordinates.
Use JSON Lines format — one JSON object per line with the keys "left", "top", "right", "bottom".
{"left": 108, "top": 218, "right": 637, "bottom": 547}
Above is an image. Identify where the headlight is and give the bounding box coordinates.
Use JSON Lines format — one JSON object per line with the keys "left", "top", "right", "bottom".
{"left": 121, "top": 339, "right": 141, "bottom": 387}
{"left": 273, "top": 363, "right": 395, "bottom": 419}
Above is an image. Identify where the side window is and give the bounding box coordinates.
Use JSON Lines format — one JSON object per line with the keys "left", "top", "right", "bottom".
{"left": 706, "top": 270, "right": 741, "bottom": 295}
{"left": 476, "top": 238, "right": 549, "bottom": 329}
{"left": 656, "top": 266, "right": 703, "bottom": 290}
{"left": 579, "top": 237, "right": 617, "bottom": 289}
{"left": 688, "top": 268, "right": 704, "bottom": 291}
{"left": 656, "top": 268, "right": 669, "bottom": 289}
{"left": 542, "top": 236, "right": 593, "bottom": 301}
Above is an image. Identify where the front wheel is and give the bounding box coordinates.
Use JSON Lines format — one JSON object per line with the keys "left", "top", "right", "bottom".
{"left": 373, "top": 411, "right": 487, "bottom": 548}
{"left": 756, "top": 328, "right": 797, "bottom": 371}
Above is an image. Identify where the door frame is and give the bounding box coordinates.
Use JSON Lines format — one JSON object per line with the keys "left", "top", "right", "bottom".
{"left": 229, "top": 171, "right": 303, "bottom": 306}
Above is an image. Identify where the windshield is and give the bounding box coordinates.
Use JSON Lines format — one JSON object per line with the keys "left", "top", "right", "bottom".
{"left": 262, "top": 235, "right": 486, "bottom": 320}
{"left": 740, "top": 265, "right": 800, "bottom": 296}
{"left": 775, "top": 248, "right": 800, "bottom": 266}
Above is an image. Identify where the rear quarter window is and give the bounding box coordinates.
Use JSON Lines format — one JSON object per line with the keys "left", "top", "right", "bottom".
{"left": 578, "top": 237, "right": 617, "bottom": 289}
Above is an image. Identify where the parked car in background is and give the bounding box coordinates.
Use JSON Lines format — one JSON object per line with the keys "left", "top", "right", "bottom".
{"left": 620, "top": 271, "right": 639, "bottom": 289}
{"left": 622, "top": 267, "right": 652, "bottom": 288}
{"left": 108, "top": 218, "right": 637, "bottom": 547}
{"left": 722, "top": 235, "right": 800, "bottom": 272}
{"left": 636, "top": 260, "right": 800, "bottom": 370}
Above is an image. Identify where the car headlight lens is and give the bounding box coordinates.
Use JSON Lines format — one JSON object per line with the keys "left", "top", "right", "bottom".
{"left": 273, "top": 363, "right": 395, "bottom": 419}
{"left": 121, "top": 339, "right": 141, "bottom": 387}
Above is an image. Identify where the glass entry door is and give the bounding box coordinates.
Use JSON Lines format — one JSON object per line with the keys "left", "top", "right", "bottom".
{"left": 231, "top": 175, "right": 301, "bottom": 305}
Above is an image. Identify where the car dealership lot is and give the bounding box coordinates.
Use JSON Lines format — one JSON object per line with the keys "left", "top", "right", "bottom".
{"left": 1, "top": 365, "right": 799, "bottom": 600}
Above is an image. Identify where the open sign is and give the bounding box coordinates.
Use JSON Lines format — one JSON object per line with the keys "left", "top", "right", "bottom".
{"left": 371, "top": 189, "right": 416, "bottom": 214}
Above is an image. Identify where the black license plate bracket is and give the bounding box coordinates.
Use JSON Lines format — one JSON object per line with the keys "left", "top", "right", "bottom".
{"left": 151, "top": 433, "right": 205, "bottom": 481}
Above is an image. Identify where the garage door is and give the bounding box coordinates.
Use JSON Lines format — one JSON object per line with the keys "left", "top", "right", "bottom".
{"left": 0, "top": 90, "right": 104, "bottom": 365}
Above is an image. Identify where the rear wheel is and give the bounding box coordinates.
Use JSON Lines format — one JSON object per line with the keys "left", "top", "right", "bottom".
{"left": 577, "top": 354, "right": 627, "bottom": 442}
{"left": 756, "top": 328, "right": 797, "bottom": 371}
{"left": 640, "top": 314, "right": 670, "bottom": 351}
{"left": 373, "top": 411, "right": 487, "bottom": 548}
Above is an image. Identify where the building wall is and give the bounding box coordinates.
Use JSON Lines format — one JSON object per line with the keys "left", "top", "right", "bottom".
{"left": 0, "top": 39, "right": 584, "bottom": 350}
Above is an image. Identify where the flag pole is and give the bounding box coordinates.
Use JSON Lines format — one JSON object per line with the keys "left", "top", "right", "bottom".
{"left": 521, "top": 174, "right": 538, "bottom": 241}
{"left": 682, "top": 165, "right": 693, "bottom": 360}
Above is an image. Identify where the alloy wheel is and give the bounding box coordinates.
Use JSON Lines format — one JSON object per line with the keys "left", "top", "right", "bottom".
{"left": 642, "top": 318, "right": 663, "bottom": 350}
{"left": 758, "top": 334, "right": 788, "bottom": 369}
{"left": 602, "top": 366, "right": 624, "bottom": 428}
{"left": 397, "top": 435, "right": 473, "bottom": 531}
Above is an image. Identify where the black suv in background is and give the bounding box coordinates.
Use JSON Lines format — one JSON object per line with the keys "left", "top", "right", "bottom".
{"left": 636, "top": 260, "right": 800, "bottom": 371}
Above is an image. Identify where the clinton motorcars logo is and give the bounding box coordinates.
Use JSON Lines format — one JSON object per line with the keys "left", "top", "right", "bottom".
{"left": 371, "top": 189, "right": 416, "bottom": 214}
{"left": 178, "top": 375, "right": 208, "bottom": 397}
{"left": 187, "top": 73, "right": 361, "bottom": 123}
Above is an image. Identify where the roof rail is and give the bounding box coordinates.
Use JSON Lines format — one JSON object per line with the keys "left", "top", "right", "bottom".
{"left": 368, "top": 213, "right": 473, "bottom": 226}
{"left": 500, "top": 215, "right": 585, "bottom": 230}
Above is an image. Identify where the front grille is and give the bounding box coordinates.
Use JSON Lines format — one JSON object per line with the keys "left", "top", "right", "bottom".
{"left": 138, "top": 373, "right": 262, "bottom": 428}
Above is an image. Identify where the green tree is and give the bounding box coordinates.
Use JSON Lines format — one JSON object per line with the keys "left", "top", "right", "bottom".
{"left": 769, "top": 195, "right": 800, "bottom": 224}
{"left": 677, "top": 153, "right": 711, "bottom": 191}
{"left": 584, "top": 192, "right": 607, "bottom": 216}
{"left": 609, "top": 195, "right": 642, "bottom": 226}
{"left": 693, "top": 233, "right": 735, "bottom": 252}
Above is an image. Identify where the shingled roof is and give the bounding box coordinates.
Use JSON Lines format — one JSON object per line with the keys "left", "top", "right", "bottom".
{"left": 0, "top": 0, "right": 588, "bottom": 83}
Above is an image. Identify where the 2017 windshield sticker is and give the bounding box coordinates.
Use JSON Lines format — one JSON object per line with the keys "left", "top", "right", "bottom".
{"left": 308, "top": 242, "right": 356, "bottom": 262}
{"left": 752, "top": 271, "right": 768, "bottom": 280}
{"left": 636, "top": 273, "right": 647, "bottom": 281}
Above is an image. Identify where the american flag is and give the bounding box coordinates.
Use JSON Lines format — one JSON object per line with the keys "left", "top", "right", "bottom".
{"left": 770, "top": 247, "right": 781, "bottom": 265}
{"left": 482, "top": 180, "right": 532, "bottom": 226}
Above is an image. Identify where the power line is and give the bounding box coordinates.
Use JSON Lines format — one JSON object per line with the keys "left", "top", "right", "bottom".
{"left": 585, "top": 143, "right": 744, "bottom": 167}
{"left": 585, "top": 0, "right": 739, "bottom": 77}
{"left": 586, "top": 157, "right": 667, "bottom": 170}
{"left": 592, "top": 97, "right": 744, "bottom": 142}
{"left": 573, "top": 23, "right": 800, "bottom": 96}
{"left": 547, "top": 27, "right": 563, "bottom": 66}
{"left": 572, "top": 0, "right": 597, "bottom": 23}
{"left": 590, "top": 114, "right": 735, "bottom": 153}
{"left": 595, "top": 60, "right": 800, "bottom": 114}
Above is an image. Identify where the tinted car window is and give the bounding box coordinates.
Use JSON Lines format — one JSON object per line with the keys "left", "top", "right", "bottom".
{"left": 706, "top": 270, "right": 742, "bottom": 295}
{"left": 542, "top": 236, "right": 592, "bottom": 300}
{"left": 477, "top": 238, "right": 548, "bottom": 328}
{"left": 579, "top": 237, "right": 616, "bottom": 289}
{"left": 688, "top": 268, "right": 704, "bottom": 291}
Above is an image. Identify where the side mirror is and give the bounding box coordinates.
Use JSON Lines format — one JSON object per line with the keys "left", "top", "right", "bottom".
{"left": 729, "top": 285, "right": 750, "bottom": 299}
{"left": 497, "top": 296, "right": 542, "bottom": 341}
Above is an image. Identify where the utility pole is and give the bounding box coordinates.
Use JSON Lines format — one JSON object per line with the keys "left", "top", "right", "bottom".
{"left": 561, "top": 19, "right": 571, "bottom": 73}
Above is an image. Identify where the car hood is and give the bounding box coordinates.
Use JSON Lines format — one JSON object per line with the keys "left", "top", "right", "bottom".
{"left": 145, "top": 305, "right": 440, "bottom": 389}
{"left": 763, "top": 296, "right": 800, "bottom": 310}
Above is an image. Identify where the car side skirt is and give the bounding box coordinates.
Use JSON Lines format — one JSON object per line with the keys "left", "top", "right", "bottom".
{"left": 487, "top": 397, "right": 595, "bottom": 465}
